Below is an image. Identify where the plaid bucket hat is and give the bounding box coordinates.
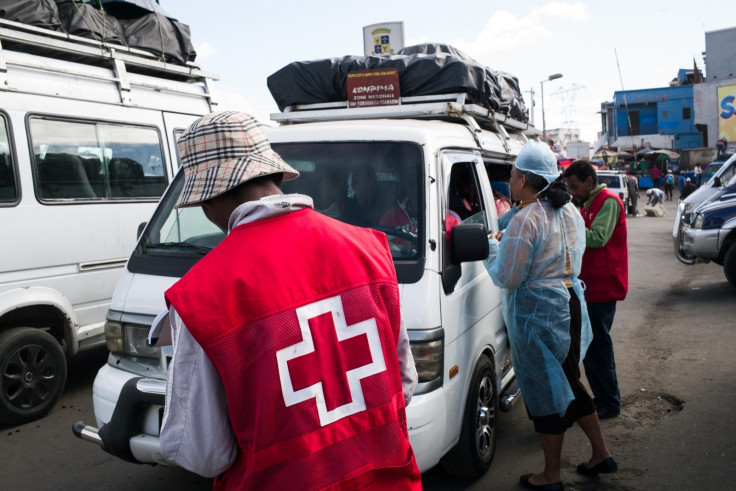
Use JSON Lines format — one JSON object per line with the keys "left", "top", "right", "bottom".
{"left": 175, "top": 111, "right": 299, "bottom": 208}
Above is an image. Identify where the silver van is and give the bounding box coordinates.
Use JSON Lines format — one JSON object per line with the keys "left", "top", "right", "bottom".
{"left": 674, "top": 153, "right": 736, "bottom": 264}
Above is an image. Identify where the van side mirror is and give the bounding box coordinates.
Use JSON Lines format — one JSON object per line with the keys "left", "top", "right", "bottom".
{"left": 714, "top": 176, "right": 721, "bottom": 187}
{"left": 137, "top": 222, "right": 147, "bottom": 239}
{"left": 450, "top": 223, "right": 489, "bottom": 264}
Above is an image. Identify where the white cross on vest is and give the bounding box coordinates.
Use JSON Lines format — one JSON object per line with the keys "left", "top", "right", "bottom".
{"left": 276, "top": 295, "right": 387, "bottom": 427}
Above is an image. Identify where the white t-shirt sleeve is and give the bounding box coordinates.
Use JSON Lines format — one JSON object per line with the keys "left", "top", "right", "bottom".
{"left": 160, "top": 307, "right": 237, "bottom": 478}
{"left": 397, "top": 313, "right": 418, "bottom": 405}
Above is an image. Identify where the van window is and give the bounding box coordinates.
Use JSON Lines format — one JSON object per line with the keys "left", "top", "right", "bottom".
{"left": 29, "top": 117, "right": 166, "bottom": 201}
{"left": 276, "top": 141, "right": 423, "bottom": 262}
{"left": 128, "top": 141, "right": 426, "bottom": 284}
{"left": 442, "top": 152, "right": 488, "bottom": 231}
{"left": 0, "top": 116, "right": 17, "bottom": 204}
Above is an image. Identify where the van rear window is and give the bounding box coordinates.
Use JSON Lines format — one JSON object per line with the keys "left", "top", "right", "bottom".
{"left": 0, "top": 116, "right": 16, "bottom": 205}
{"left": 29, "top": 117, "right": 166, "bottom": 202}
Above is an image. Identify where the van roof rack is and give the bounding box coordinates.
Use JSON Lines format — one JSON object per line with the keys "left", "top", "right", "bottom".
{"left": 0, "top": 18, "right": 218, "bottom": 105}
{"left": 271, "top": 93, "right": 540, "bottom": 138}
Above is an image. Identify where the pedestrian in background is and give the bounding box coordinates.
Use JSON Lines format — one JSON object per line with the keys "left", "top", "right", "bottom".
{"left": 159, "top": 111, "right": 421, "bottom": 490}
{"left": 564, "top": 160, "right": 628, "bottom": 421}
{"left": 681, "top": 177, "right": 697, "bottom": 199}
{"left": 677, "top": 171, "right": 686, "bottom": 198}
{"left": 486, "top": 142, "right": 617, "bottom": 491}
{"left": 626, "top": 171, "right": 640, "bottom": 217}
{"left": 646, "top": 187, "right": 665, "bottom": 207}
{"left": 694, "top": 163, "right": 703, "bottom": 186}
{"left": 650, "top": 164, "right": 661, "bottom": 190}
{"left": 664, "top": 169, "right": 674, "bottom": 201}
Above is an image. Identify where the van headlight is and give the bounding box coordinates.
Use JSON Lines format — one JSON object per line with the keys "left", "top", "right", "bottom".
{"left": 410, "top": 339, "right": 443, "bottom": 382}
{"left": 105, "top": 313, "right": 160, "bottom": 359}
{"left": 693, "top": 213, "right": 704, "bottom": 229}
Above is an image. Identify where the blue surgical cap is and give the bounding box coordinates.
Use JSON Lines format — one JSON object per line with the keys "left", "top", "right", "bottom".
{"left": 515, "top": 140, "right": 560, "bottom": 184}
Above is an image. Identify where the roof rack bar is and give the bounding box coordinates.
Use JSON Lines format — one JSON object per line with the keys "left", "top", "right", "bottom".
{"left": 273, "top": 94, "right": 540, "bottom": 138}
{"left": 0, "top": 21, "right": 218, "bottom": 81}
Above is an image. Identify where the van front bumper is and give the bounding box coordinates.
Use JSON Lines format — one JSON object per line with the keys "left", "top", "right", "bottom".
{"left": 406, "top": 387, "right": 447, "bottom": 473}
{"left": 682, "top": 227, "right": 720, "bottom": 260}
{"left": 73, "top": 363, "right": 168, "bottom": 465}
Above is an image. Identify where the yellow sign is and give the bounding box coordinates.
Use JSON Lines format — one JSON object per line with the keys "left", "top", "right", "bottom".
{"left": 718, "top": 84, "right": 736, "bottom": 141}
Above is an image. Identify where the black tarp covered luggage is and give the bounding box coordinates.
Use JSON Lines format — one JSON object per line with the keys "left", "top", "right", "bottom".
{"left": 401, "top": 44, "right": 528, "bottom": 122}
{"left": 101, "top": 0, "right": 196, "bottom": 64}
{"left": 0, "top": 0, "right": 61, "bottom": 31}
{"left": 268, "top": 47, "right": 502, "bottom": 114}
{"left": 55, "top": 1, "right": 126, "bottom": 46}
{"left": 495, "top": 70, "right": 527, "bottom": 122}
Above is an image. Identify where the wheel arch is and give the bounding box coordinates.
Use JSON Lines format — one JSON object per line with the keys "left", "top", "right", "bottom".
{"left": 0, "top": 287, "right": 78, "bottom": 356}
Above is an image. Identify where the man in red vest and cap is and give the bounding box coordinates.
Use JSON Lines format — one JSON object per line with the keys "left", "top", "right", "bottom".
{"left": 564, "top": 160, "right": 628, "bottom": 422}
{"left": 159, "top": 110, "right": 421, "bottom": 490}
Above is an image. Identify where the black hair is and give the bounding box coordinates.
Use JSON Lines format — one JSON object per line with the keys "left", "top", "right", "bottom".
{"left": 563, "top": 159, "right": 598, "bottom": 186}
{"left": 219, "top": 172, "right": 283, "bottom": 201}
{"left": 518, "top": 169, "right": 571, "bottom": 209}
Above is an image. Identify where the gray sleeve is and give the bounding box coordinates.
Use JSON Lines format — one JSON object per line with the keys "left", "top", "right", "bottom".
{"left": 159, "top": 308, "right": 237, "bottom": 478}
{"left": 397, "top": 313, "right": 418, "bottom": 405}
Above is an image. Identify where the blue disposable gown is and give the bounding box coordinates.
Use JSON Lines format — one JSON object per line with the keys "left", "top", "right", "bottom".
{"left": 485, "top": 200, "right": 592, "bottom": 417}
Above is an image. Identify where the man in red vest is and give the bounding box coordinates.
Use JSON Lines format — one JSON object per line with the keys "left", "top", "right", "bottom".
{"left": 159, "top": 111, "right": 421, "bottom": 490}
{"left": 564, "top": 160, "right": 628, "bottom": 420}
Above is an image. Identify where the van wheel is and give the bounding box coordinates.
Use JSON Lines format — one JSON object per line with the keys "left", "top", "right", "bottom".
{"left": 440, "top": 354, "right": 498, "bottom": 479}
{"left": 724, "top": 244, "right": 736, "bottom": 288}
{"left": 0, "top": 328, "right": 67, "bottom": 425}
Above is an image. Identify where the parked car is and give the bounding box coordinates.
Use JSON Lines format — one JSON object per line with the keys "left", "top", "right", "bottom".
{"left": 674, "top": 153, "right": 736, "bottom": 264}
{"left": 681, "top": 177, "right": 736, "bottom": 287}
{"left": 596, "top": 170, "right": 631, "bottom": 213}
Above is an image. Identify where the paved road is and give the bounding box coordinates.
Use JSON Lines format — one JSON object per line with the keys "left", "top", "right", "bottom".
{"left": 2, "top": 197, "right": 734, "bottom": 490}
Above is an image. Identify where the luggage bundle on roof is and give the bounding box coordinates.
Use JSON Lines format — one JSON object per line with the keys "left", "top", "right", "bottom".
{"left": 267, "top": 43, "right": 529, "bottom": 124}
{"left": 0, "top": 0, "right": 195, "bottom": 65}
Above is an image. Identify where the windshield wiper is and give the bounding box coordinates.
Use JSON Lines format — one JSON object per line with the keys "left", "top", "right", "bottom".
{"left": 145, "top": 241, "right": 213, "bottom": 255}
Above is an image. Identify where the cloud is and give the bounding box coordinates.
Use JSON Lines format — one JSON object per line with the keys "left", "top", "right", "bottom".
{"left": 195, "top": 41, "right": 217, "bottom": 59}
{"left": 450, "top": 2, "right": 588, "bottom": 58}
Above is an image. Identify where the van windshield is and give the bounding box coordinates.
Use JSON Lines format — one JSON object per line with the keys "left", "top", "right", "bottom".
{"left": 128, "top": 141, "right": 425, "bottom": 282}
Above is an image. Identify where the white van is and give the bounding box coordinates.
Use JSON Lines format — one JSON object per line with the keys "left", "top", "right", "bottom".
{"left": 75, "top": 93, "right": 535, "bottom": 477}
{"left": 0, "top": 19, "right": 216, "bottom": 424}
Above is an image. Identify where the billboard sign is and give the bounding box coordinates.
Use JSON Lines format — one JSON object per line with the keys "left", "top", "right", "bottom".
{"left": 718, "top": 84, "right": 736, "bottom": 141}
{"left": 347, "top": 69, "right": 400, "bottom": 108}
{"left": 363, "top": 22, "right": 404, "bottom": 56}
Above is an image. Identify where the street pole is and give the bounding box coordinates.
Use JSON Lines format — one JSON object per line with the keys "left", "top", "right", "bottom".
{"left": 540, "top": 73, "right": 563, "bottom": 144}
{"left": 525, "top": 87, "right": 535, "bottom": 126}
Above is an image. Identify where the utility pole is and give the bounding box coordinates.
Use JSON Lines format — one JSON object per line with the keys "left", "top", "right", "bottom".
{"left": 524, "top": 87, "right": 535, "bottom": 126}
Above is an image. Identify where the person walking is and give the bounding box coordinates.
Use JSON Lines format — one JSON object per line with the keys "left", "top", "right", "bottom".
{"left": 158, "top": 111, "right": 421, "bottom": 490}
{"left": 564, "top": 160, "right": 628, "bottom": 420}
{"left": 664, "top": 169, "right": 675, "bottom": 200}
{"left": 486, "top": 142, "right": 617, "bottom": 491}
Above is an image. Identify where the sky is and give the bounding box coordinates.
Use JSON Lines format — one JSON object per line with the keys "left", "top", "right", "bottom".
{"left": 163, "top": 0, "right": 733, "bottom": 148}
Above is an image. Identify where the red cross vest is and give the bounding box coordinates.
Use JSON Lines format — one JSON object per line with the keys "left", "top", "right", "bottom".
{"left": 579, "top": 188, "right": 629, "bottom": 303}
{"left": 165, "top": 208, "right": 421, "bottom": 490}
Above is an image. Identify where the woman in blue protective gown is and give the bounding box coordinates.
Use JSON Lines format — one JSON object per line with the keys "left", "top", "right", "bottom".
{"left": 486, "top": 141, "right": 617, "bottom": 490}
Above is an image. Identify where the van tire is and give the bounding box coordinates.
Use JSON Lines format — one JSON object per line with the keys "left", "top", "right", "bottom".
{"left": 440, "top": 354, "right": 498, "bottom": 479}
{"left": 0, "top": 328, "right": 67, "bottom": 425}
{"left": 724, "top": 244, "right": 736, "bottom": 288}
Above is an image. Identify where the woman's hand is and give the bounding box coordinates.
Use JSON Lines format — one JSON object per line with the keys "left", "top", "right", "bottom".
{"left": 489, "top": 231, "right": 504, "bottom": 241}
